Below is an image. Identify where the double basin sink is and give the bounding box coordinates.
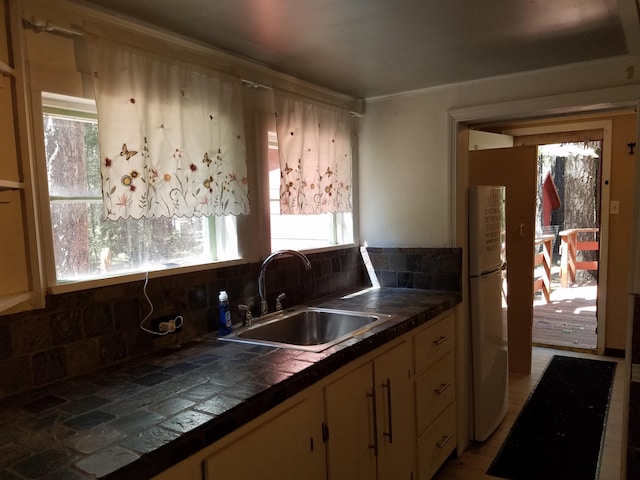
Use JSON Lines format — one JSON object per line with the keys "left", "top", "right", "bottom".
{"left": 220, "top": 307, "right": 399, "bottom": 352}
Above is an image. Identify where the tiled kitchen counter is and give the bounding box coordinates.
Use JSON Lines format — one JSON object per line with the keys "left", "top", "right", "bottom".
{"left": 0, "top": 287, "right": 461, "bottom": 480}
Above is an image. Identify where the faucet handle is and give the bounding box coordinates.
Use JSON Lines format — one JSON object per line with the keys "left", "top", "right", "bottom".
{"left": 238, "top": 304, "right": 252, "bottom": 327}
{"left": 275, "top": 293, "right": 286, "bottom": 311}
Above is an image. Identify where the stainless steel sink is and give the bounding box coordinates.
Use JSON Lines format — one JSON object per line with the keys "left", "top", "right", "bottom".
{"left": 220, "top": 307, "right": 397, "bottom": 352}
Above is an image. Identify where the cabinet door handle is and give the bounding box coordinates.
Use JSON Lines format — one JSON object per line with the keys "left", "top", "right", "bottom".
{"left": 436, "top": 434, "right": 452, "bottom": 449}
{"left": 382, "top": 378, "right": 393, "bottom": 444}
{"left": 367, "top": 389, "right": 379, "bottom": 456}
{"left": 434, "top": 383, "right": 451, "bottom": 395}
{"left": 433, "top": 335, "right": 450, "bottom": 346}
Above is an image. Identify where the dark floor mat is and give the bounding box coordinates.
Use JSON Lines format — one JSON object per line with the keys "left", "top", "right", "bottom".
{"left": 487, "top": 355, "right": 616, "bottom": 480}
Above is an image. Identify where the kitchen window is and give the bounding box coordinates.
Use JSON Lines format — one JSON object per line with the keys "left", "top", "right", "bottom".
{"left": 268, "top": 131, "right": 353, "bottom": 251}
{"left": 42, "top": 93, "right": 238, "bottom": 284}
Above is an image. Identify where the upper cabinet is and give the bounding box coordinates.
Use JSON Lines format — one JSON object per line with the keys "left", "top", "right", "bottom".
{"left": 0, "top": 0, "right": 43, "bottom": 314}
{"left": 0, "top": 0, "right": 20, "bottom": 188}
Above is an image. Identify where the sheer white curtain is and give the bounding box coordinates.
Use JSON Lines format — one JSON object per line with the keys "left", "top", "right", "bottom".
{"left": 274, "top": 92, "right": 353, "bottom": 215}
{"left": 86, "top": 36, "right": 250, "bottom": 220}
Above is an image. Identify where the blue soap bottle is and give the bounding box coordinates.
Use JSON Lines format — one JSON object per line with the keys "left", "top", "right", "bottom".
{"left": 218, "top": 290, "right": 232, "bottom": 335}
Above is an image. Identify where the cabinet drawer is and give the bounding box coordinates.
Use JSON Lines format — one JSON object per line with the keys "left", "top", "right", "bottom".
{"left": 415, "top": 352, "right": 455, "bottom": 435}
{"left": 414, "top": 314, "right": 454, "bottom": 374}
{"left": 417, "top": 403, "right": 456, "bottom": 480}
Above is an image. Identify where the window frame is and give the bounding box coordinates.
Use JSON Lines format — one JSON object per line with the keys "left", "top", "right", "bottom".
{"left": 36, "top": 92, "right": 243, "bottom": 293}
{"left": 16, "top": 11, "right": 362, "bottom": 304}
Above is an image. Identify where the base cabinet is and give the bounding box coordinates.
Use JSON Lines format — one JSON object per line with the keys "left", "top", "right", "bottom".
{"left": 417, "top": 403, "right": 456, "bottom": 480}
{"left": 324, "top": 340, "right": 414, "bottom": 480}
{"left": 413, "top": 313, "right": 457, "bottom": 479}
{"left": 153, "top": 310, "right": 457, "bottom": 480}
{"left": 204, "top": 392, "right": 326, "bottom": 480}
{"left": 151, "top": 388, "right": 325, "bottom": 480}
{"left": 325, "top": 361, "right": 377, "bottom": 479}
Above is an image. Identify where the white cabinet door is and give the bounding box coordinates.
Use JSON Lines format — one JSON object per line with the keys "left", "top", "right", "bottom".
{"left": 325, "top": 341, "right": 414, "bottom": 480}
{"left": 325, "top": 361, "right": 377, "bottom": 480}
{"left": 375, "top": 341, "right": 414, "bottom": 480}
{"left": 204, "top": 392, "right": 326, "bottom": 480}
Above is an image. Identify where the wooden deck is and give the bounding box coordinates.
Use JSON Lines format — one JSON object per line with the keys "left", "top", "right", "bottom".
{"left": 532, "top": 280, "right": 597, "bottom": 350}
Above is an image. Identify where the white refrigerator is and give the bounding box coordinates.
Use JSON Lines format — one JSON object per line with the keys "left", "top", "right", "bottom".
{"left": 468, "top": 185, "right": 509, "bottom": 442}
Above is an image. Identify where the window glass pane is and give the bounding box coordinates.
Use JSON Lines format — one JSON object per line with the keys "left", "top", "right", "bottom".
{"left": 49, "top": 200, "right": 211, "bottom": 280}
{"left": 43, "top": 100, "right": 230, "bottom": 283}
{"left": 44, "top": 115, "right": 100, "bottom": 197}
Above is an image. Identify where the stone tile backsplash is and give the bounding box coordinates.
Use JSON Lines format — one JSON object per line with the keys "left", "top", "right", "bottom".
{"left": 0, "top": 246, "right": 461, "bottom": 398}
{"left": 366, "top": 247, "right": 462, "bottom": 291}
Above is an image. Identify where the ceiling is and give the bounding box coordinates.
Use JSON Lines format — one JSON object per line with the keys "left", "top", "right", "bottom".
{"left": 74, "top": 0, "right": 640, "bottom": 99}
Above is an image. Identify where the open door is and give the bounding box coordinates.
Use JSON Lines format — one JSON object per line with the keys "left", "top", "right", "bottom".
{"left": 469, "top": 146, "right": 537, "bottom": 374}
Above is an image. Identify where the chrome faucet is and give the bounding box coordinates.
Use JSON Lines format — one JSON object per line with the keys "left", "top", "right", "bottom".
{"left": 258, "top": 250, "right": 312, "bottom": 316}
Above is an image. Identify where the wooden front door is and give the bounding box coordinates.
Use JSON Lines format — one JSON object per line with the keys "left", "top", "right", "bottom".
{"left": 469, "top": 146, "right": 537, "bottom": 374}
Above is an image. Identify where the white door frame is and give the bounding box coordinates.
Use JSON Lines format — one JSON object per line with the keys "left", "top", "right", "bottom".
{"left": 448, "top": 84, "right": 640, "bottom": 361}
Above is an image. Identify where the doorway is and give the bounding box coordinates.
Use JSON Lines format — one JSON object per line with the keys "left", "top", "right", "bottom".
{"left": 450, "top": 89, "right": 638, "bottom": 460}
{"left": 531, "top": 140, "right": 601, "bottom": 351}
{"left": 500, "top": 119, "right": 615, "bottom": 356}
{"left": 468, "top": 138, "right": 602, "bottom": 360}
{"left": 461, "top": 111, "right": 636, "bottom": 364}
{"left": 469, "top": 127, "right": 611, "bottom": 356}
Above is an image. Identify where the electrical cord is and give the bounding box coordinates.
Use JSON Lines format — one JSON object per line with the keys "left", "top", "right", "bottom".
{"left": 139, "top": 271, "right": 184, "bottom": 335}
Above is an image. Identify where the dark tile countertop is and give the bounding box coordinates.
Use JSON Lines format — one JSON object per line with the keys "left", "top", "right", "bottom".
{"left": 0, "top": 287, "right": 460, "bottom": 480}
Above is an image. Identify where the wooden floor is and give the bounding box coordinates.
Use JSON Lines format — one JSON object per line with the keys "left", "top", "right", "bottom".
{"left": 532, "top": 280, "right": 597, "bottom": 350}
{"left": 434, "top": 347, "right": 625, "bottom": 480}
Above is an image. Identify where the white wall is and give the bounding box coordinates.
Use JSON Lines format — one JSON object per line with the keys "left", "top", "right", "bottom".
{"left": 358, "top": 55, "right": 640, "bottom": 248}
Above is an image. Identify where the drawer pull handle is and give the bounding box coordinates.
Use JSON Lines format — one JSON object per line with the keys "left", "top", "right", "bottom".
{"left": 382, "top": 378, "right": 393, "bottom": 444}
{"left": 433, "top": 335, "right": 450, "bottom": 346}
{"left": 434, "top": 383, "right": 451, "bottom": 395}
{"left": 436, "top": 434, "right": 452, "bottom": 449}
{"left": 367, "top": 390, "right": 379, "bottom": 456}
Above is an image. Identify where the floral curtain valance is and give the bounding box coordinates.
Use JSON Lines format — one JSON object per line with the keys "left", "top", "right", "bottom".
{"left": 86, "top": 37, "right": 250, "bottom": 220}
{"left": 274, "top": 92, "right": 353, "bottom": 215}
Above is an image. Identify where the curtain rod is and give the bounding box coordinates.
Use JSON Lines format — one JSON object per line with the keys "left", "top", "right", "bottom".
{"left": 25, "top": 18, "right": 363, "bottom": 117}
{"left": 242, "top": 78, "right": 363, "bottom": 118}
{"left": 25, "top": 16, "right": 84, "bottom": 37}
{"left": 241, "top": 79, "right": 272, "bottom": 90}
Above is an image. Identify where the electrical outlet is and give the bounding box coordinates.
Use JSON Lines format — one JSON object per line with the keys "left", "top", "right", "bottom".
{"left": 149, "top": 314, "right": 183, "bottom": 334}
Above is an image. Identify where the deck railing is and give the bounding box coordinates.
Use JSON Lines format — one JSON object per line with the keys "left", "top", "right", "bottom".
{"left": 533, "top": 234, "right": 554, "bottom": 303}
{"left": 559, "top": 228, "right": 599, "bottom": 287}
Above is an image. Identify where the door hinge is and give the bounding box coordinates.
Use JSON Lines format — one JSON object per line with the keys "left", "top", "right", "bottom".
{"left": 322, "top": 422, "right": 330, "bottom": 443}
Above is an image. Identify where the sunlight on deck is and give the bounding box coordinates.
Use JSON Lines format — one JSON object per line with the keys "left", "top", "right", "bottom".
{"left": 533, "top": 280, "right": 597, "bottom": 350}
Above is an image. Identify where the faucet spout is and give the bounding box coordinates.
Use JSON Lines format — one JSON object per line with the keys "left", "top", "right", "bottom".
{"left": 258, "top": 250, "right": 312, "bottom": 316}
